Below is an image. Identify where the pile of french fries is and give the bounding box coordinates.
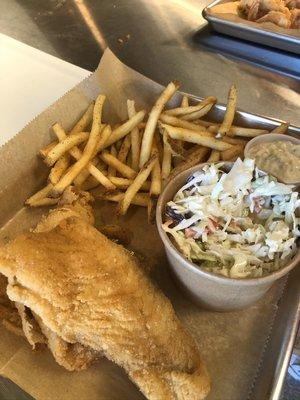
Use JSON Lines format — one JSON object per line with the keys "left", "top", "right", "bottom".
{"left": 26, "top": 82, "right": 289, "bottom": 219}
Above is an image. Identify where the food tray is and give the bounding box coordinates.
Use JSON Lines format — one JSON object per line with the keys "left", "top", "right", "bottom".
{"left": 202, "top": 0, "right": 300, "bottom": 55}
{"left": 0, "top": 49, "right": 299, "bottom": 400}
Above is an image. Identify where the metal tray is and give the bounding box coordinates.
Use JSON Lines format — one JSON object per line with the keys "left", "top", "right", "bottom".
{"left": 202, "top": 0, "right": 300, "bottom": 55}
{"left": 0, "top": 79, "right": 299, "bottom": 399}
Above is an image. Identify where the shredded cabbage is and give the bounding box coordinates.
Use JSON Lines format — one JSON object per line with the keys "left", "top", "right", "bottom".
{"left": 163, "top": 158, "right": 299, "bottom": 279}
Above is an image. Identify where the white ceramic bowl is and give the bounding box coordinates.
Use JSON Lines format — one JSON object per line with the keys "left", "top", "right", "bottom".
{"left": 156, "top": 162, "right": 300, "bottom": 312}
{"left": 244, "top": 133, "right": 300, "bottom": 185}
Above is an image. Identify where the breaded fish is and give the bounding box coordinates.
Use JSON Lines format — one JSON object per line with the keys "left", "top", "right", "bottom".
{"left": 0, "top": 190, "right": 210, "bottom": 400}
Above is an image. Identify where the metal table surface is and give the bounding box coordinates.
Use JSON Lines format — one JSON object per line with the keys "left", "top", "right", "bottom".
{"left": 0, "top": 1, "right": 299, "bottom": 399}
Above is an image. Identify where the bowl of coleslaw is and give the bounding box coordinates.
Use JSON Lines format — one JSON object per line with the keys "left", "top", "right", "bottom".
{"left": 156, "top": 159, "right": 300, "bottom": 311}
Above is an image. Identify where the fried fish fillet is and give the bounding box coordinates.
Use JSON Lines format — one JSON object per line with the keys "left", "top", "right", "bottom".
{"left": 0, "top": 196, "right": 210, "bottom": 399}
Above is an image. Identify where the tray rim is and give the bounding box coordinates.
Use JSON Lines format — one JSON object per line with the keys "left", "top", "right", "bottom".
{"left": 0, "top": 84, "right": 299, "bottom": 400}
{"left": 248, "top": 267, "right": 300, "bottom": 400}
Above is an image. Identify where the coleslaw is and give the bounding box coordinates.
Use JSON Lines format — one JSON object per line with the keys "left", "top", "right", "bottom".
{"left": 163, "top": 158, "right": 300, "bottom": 279}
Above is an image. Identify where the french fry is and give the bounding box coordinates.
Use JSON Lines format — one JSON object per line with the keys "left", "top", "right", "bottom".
{"left": 159, "top": 114, "right": 210, "bottom": 133}
{"left": 228, "top": 127, "right": 267, "bottom": 138}
{"left": 163, "top": 134, "right": 187, "bottom": 158}
{"left": 74, "top": 156, "right": 98, "bottom": 187}
{"left": 193, "top": 119, "right": 218, "bottom": 127}
{"left": 75, "top": 125, "right": 113, "bottom": 187}
{"left": 181, "top": 95, "right": 189, "bottom": 107}
{"left": 107, "top": 176, "right": 151, "bottom": 191}
{"left": 52, "top": 129, "right": 103, "bottom": 195}
{"left": 96, "top": 124, "right": 112, "bottom": 153}
{"left": 39, "top": 103, "right": 94, "bottom": 156}
{"left": 220, "top": 136, "right": 248, "bottom": 146}
{"left": 80, "top": 160, "right": 108, "bottom": 191}
{"left": 44, "top": 132, "right": 89, "bottom": 166}
{"left": 49, "top": 154, "right": 70, "bottom": 185}
{"left": 150, "top": 138, "right": 162, "bottom": 197}
{"left": 52, "top": 123, "right": 115, "bottom": 190}
{"left": 127, "top": 100, "right": 141, "bottom": 171}
{"left": 118, "top": 134, "right": 131, "bottom": 164}
{"left": 159, "top": 123, "right": 232, "bottom": 151}
{"left": 169, "top": 146, "right": 210, "bottom": 180}
{"left": 104, "top": 114, "right": 263, "bottom": 149}
{"left": 271, "top": 122, "right": 289, "bottom": 134}
{"left": 218, "top": 85, "right": 237, "bottom": 137}
{"left": 100, "top": 151, "right": 137, "bottom": 179}
{"left": 221, "top": 145, "right": 244, "bottom": 161}
{"left": 118, "top": 154, "right": 157, "bottom": 215}
{"left": 41, "top": 101, "right": 94, "bottom": 150}
{"left": 52, "top": 95, "right": 106, "bottom": 195}
{"left": 159, "top": 120, "right": 213, "bottom": 138}
{"left": 180, "top": 103, "right": 215, "bottom": 121}
{"left": 104, "top": 110, "right": 146, "bottom": 148}
{"left": 97, "top": 192, "right": 149, "bottom": 207}
{"left": 164, "top": 103, "right": 189, "bottom": 151}
{"left": 25, "top": 183, "right": 53, "bottom": 205}
{"left": 108, "top": 145, "right": 117, "bottom": 177}
{"left": 161, "top": 132, "right": 172, "bottom": 184}
{"left": 52, "top": 122, "right": 68, "bottom": 142}
{"left": 79, "top": 161, "right": 108, "bottom": 191}
{"left": 69, "top": 102, "right": 94, "bottom": 135}
{"left": 209, "top": 124, "right": 268, "bottom": 138}
{"left": 151, "top": 155, "right": 162, "bottom": 194}
{"left": 139, "top": 81, "right": 180, "bottom": 168}
{"left": 207, "top": 150, "right": 221, "bottom": 162}
{"left": 29, "top": 198, "right": 59, "bottom": 207}
{"left": 86, "top": 164, "right": 115, "bottom": 190}
{"left": 164, "top": 96, "right": 216, "bottom": 117}
{"left": 150, "top": 158, "right": 162, "bottom": 196}
{"left": 39, "top": 142, "right": 56, "bottom": 158}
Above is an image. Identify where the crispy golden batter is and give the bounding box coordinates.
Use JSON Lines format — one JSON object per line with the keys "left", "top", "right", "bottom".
{"left": 15, "top": 303, "right": 46, "bottom": 348}
{"left": 0, "top": 202, "right": 210, "bottom": 399}
{"left": 33, "top": 312, "right": 100, "bottom": 371}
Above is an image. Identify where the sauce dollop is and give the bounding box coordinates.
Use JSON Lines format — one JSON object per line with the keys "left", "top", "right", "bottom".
{"left": 248, "top": 140, "right": 300, "bottom": 183}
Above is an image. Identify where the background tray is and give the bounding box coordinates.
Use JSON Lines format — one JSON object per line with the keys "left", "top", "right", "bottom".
{"left": 202, "top": 0, "right": 300, "bottom": 55}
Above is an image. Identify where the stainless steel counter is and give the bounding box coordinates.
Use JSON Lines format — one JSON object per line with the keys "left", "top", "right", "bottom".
{"left": 0, "top": 0, "right": 299, "bottom": 399}
{"left": 0, "top": 0, "right": 299, "bottom": 124}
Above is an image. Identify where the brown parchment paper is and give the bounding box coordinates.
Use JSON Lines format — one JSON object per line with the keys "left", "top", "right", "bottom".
{"left": 0, "top": 48, "right": 287, "bottom": 400}
{"left": 207, "top": 0, "right": 300, "bottom": 38}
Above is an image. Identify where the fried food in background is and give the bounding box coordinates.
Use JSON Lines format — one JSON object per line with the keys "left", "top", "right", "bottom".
{"left": 238, "top": 0, "right": 300, "bottom": 29}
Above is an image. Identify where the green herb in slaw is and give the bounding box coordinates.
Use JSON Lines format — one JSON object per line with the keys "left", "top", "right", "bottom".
{"left": 163, "top": 158, "right": 300, "bottom": 279}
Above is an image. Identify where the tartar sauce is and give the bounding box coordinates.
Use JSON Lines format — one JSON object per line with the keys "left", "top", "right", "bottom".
{"left": 248, "top": 140, "right": 300, "bottom": 183}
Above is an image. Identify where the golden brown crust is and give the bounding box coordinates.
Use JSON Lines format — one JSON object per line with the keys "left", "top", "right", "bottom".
{"left": 0, "top": 214, "right": 210, "bottom": 399}
{"left": 15, "top": 303, "right": 46, "bottom": 348}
